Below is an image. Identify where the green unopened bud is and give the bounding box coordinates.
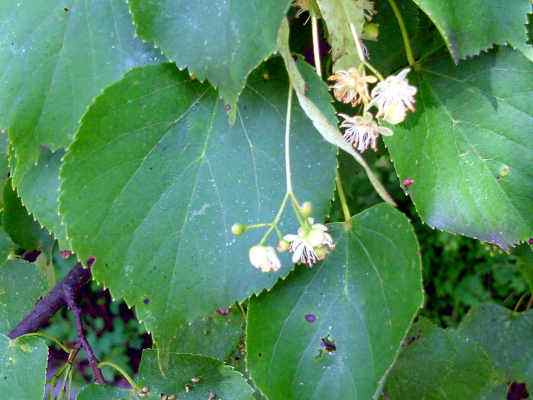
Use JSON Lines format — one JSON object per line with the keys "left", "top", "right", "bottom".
{"left": 231, "top": 223, "right": 246, "bottom": 236}
{"left": 301, "top": 201, "right": 313, "bottom": 217}
{"left": 363, "top": 23, "right": 379, "bottom": 41}
{"left": 277, "top": 239, "right": 290, "bottom": 252}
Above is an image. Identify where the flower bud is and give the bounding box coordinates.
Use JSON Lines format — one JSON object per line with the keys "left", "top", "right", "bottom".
{"left": 277, "top": 239, "right": 290, "bottom": 252}
{"left": 300, "top": 201, "right": 313, "bottom": 217}
{"left": 249, "top": 245, "right": 281, "bottom": 273}
{"left": 363, "top": 23, "right": 379, "bottom": 41}
{"left": 231, "top": 223, "right": 246, "bottom": 236}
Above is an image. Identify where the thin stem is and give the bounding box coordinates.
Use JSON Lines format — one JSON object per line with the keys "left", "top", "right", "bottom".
{"left": 260, "top": 193, "right": 289, "bottom": 244}
{"left": 311, "top": 13, "right": 322, "bottom": 78}
{"left": 245, "top": 223, "right": 271, "bottom": 230}
{"left": 17, "top": 332, "right": 70, "bottom": 354}
{"left": 335, "top": 170, "right": 352, "bottom": 227}
{"left": 348, "top": 23, "right": 384, "bottom": 80}
{"left": 98, "top": 361, "right": 140, "bottom": 391}
{"left": 285, "top": 86, "right": 294, "bottom": 193}
{"left": 288, "top": 193, "right": 307, "bottom": 228}
{"left": 387, "top": 0, "right": 417, "bottom": 69}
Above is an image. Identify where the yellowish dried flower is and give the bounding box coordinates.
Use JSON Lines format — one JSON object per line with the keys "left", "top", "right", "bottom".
{"left": 328, "top": 68, "right": 378, "bottom": 106}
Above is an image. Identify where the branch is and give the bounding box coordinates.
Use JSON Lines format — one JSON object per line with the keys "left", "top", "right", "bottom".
{"left": 8, "top": 262, "right": 105, "bottom": 384}
{"left": 64, "top": 283, "right": 105, "bottom": 384}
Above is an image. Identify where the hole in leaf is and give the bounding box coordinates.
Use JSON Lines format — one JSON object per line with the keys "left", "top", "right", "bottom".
{"left": 320, "top": 336, "right": 336, "bottom": 353}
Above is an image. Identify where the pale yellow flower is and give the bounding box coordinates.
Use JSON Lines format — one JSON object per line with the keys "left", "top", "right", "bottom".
{"left": 328, "top": 68, "right": 378, "bottom": 106}
{"left": 370, "top": 68, "right": 417, "bottom": 124}
{"left": 339, "top": 112, "right": 393, "bottom": 152}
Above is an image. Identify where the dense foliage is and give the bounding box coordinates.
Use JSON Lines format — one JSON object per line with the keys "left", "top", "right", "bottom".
{"left": 0, "top": 0, "right": 531, "bottom": 399}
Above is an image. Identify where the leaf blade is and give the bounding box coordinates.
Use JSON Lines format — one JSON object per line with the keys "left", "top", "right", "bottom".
{"left": 246, "top": 204, "right": 423, "bottom": 400}
{"left": 385, "top": 48, "right": 533, "bottom": 248}
{"left": 59, "top": 62, "right": 337, "bottom": 352}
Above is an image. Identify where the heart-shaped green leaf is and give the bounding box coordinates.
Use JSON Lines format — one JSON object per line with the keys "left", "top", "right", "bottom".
{"left": 0, "top": 0, "right": 162, "bottom": 231}
{"left": 60, "top": 61, "right": 336, "bottom": 352}
{"left": 386, "top": 48, "right": 532, "bottom": 249}
{"left": 247, "top": 204, "right": 423, "bottom": 400}
{"left": 458, "top": 303, "right": 533, "bottom": 387}
{"left": 410, "top": 0, "right": 533, "bottom": 62}
{"left": 384, "top": 318, "right": 503, "bottom": 399}
{"left": 129, "top": 0, "right": 292, "bottom": 113}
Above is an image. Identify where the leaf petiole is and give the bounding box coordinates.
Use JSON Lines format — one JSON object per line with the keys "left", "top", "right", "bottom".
{"left": 98, "top": 361, "right": 141, "bottom": 392}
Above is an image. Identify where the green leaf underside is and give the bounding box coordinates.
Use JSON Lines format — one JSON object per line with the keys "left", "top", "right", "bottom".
{"left": 0, "top": 335, "right": 48, "bottom": 400}
{"left": 77, "top": 385, "right": 139, "bottom": 400}
{"left": 385, "top": 48, "right": 533, "bottom": 249}
{"left": 385, "top": 304, "right": 533, "bottom": 398}
{"left": 458, "top": 303, "right": 533, "bottom": 387}
{"left": 129, "top": 0, "right": 291, "bottom": 111}
{"left": 0, "top": 260, "right": 47, "bottom": 334}
{"left": 138, "top": 350, "right": 254, "bottom": 399}
{"left": 60, "top": 61, "right": 337, "bottom": 353}
{"left": 384, "top": 318, "right": 502, "bottom": 400}
{"left": 3, "top": 181, "right": 51, "bottom": 250}
{"left": 247, "top": 204, "right": 423, "bottom": 400}
{"left": 410, "top": 0, "right": 532, "bottom": 62}
{"left": 316, "top": 0, "right": 366, "bottom": 71}
{"left": 9, "top": 147, "right": 68, "bottom": 247}
{"left": 0, "top": 0, "right": 161, "bottom": 187}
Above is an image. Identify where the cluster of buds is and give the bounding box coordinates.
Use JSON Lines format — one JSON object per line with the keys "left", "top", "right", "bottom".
{"left": 233, "top": 201, "right": 335, "bottom": 273}
{"left": 329, "top": 66, "right": 417, "bottom": 152}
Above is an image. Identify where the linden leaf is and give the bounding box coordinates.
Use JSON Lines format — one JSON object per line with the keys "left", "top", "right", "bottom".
{"left": 247, "top": 204, "right": 423, "bottom": 399}
{"left": 128, "top": 0, "right": 292, "bottom": 117}
{"left": 385, "top": 48, "right": 533, "bottom": 249}
{"left": 59, "top": 61, "right": 336, "bottom": 353}
{"left": 0, "top": 0, "right": 162, "bottom": 231}
{"left": 410, "top": 0, "right": 533, "bottom": 62}
{"left": 384, "top": 318, "right": 503, "bottom": 399}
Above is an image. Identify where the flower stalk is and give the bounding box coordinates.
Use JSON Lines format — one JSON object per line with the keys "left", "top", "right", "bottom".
{"left": 387, "top": 0, "right": 417, "bottom": 69}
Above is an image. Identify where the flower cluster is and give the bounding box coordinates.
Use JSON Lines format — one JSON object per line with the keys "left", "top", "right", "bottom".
{"left": 235, "top": 201, "right": 336, "bottom": 273}
{"left": 329, "top": 67, "right": 417, "bottom": 152}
